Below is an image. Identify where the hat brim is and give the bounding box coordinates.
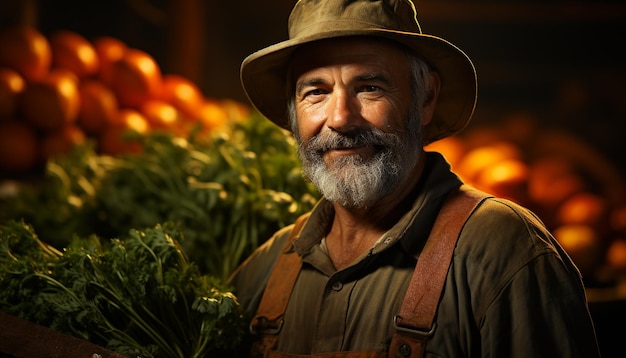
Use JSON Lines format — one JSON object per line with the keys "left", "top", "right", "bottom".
{"left": 240, "top": 29, "right": 477, "bottom": 144}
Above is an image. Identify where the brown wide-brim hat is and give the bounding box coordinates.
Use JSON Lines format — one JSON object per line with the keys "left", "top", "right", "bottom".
{"left": 240, "top": 0, "right": 477, "bottom": 144}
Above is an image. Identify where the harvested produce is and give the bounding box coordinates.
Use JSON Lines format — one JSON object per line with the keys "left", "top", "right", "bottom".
{"left": 0, "top": 111, "right": 319, "bottom": 356}
{"left": 0, "top": 26, "right": 233, "bottom": 175}
{"left": 0, "top": 220, "right": 245, "bottom": 357}
{"left": 426, "top": 113, "right": 626, "bottom": 285}
{"left": 1, "top": 111, "right": 319, "bottom": 280}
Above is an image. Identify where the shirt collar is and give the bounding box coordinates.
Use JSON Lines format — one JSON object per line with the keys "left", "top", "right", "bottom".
{"left": 292, "top": 152, "right": 463, "bottom": 259}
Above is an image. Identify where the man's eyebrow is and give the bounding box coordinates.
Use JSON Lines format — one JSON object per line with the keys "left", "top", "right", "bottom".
{"left": 355, "top": 72, "right": 391, "bottom": 85}
{"left": 295, "top": 78, "right": 325, "bottom": 96}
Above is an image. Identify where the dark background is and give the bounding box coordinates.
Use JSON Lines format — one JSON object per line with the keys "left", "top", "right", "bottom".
{"left": 2, "top": 0, "right": 626, "bottom": 356}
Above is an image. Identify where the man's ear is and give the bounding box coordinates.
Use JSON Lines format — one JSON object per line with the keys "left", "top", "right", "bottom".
{"left": 421, "top": 71, "right": 441, "bottom": 126}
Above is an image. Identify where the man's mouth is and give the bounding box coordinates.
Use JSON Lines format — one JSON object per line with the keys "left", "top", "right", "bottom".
{"left": 327, "top": 143, "right": 364, "bottom": 151}
{"left": 322, "top": 144, "right": 382, "bottom": 161}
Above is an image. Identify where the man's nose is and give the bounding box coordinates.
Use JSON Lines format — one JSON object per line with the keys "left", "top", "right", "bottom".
{"left": 326, "top": 90, "right": 361, "bottom": 132}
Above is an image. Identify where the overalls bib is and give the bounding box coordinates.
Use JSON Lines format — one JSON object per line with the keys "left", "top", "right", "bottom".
{"left": 249, "top": 186, "right": 488, "bottom": 358}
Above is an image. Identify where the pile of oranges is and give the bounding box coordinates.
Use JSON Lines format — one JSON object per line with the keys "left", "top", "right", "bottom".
{"left": 0, "top": 26, "right": 242, "bottom": 175}
{"left": 426, "top": 113, "right": 626, "bottom": 283}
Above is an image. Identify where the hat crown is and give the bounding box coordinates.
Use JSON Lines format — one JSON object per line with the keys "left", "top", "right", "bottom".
{"left": 288, "top": 0, "right": 422, "bottom": 39}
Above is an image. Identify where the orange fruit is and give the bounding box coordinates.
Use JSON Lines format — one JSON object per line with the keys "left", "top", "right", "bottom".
{"left": 98, "top": 108, "right": 150, "bottom": 155}
{"left": 456, "top": 141, "right": 521, "bottom": 185}
{"left": 556, "top": 192, "right": 608, "bottom": 228}
{"left": 527, "top": 157, "right": 585, "bottom": 209}
{"left": 92, "top": 36, "right": 127, "bottom": 86}
{"left": 0, "top": 120, "right": 40, "bottom": 173}
{"left": 77, "top": 79, "right": 118, "bottom": 135}
{"left": 40, "top": 124, "right": 87, "bottom": 161}
{"left": 0, "top": 26, "right": 51, "bottom": 81}
{"left": 20, "top": 68, "right": 80, "bottom": 131}
{"left": 425, "top": 136, "right": 466, "bottom": 169}
{"left": 553, "top": 224, "right": 602, "bottom": 275}
{"left": 108, "top": 108, "right": 151, "bottom": 132}
{"left": 220, "top": 99, "right": 251, "bottom": 123}
{"left": 0, "top": 67, "right": 25, "bottom": 119}
{"left": 198, "top": 100, "right": 229, "bottom": 131}
{"left": 475, "top": 158, "right": 529, "bottom": 203}
{"left": 159, "top": 74, "right": 204, "bottom": 120}
{"left": 49, "top": 30, "right": 99, "bottom": 78}
{"left": 140, "top": 99, "right": 184, "bottom": 135}
{"left": 606, "top": 238, "right": 626, "bottom": 271}
{"left": 556, "top": 192, "right": 609, "bottom": 234}
{"left": 190, "top": 100, "right": 230, "bottom": 142}
{"left": 109, "top": 48, "right": 162, "bottom": 108}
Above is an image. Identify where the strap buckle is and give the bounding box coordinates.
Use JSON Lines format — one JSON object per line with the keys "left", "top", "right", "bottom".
{"left": 249, "top": 316, "right": 284, "bottom": 335}
{"left": 393, "top": 315, "right": 436, "bottom": 338}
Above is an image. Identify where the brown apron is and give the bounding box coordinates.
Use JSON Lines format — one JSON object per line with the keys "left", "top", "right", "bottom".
{"left": 249, "top": 186, "right": 489, "bottom": 358}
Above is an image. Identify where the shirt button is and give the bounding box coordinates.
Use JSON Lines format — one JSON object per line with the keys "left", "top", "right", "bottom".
{"left": 331, "top": 281, "right": 343, "bottom": 291}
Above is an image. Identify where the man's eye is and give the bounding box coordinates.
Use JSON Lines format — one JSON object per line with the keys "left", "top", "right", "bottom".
{"left": 360, "top": 85, "right": 380, "bottom": 93}
{"left": 305, "top": 88, "right": 326, "bottom": 97}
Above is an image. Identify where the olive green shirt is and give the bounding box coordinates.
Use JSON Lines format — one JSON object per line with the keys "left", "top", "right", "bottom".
{"left": 230, "top": 152, "right": 600, "bottom": 357}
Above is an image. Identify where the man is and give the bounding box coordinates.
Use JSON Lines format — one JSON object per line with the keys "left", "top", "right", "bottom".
{"left": 229, "top": 0, "right": 601, "bottom": 356}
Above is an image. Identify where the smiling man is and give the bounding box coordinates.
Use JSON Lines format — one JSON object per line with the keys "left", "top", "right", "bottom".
{"left": 229, "top": 0, "right": 601, "bottom": 357}
{"left": 291, "top": 38, "right": 434, "bottom": 269}
{"left": 293, "top": 38, "right": 424, "bottom": 210}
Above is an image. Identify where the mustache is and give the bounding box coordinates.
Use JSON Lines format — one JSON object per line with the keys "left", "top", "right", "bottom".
{"left": 304, "top": 127, "right": 396, "bottom": 153}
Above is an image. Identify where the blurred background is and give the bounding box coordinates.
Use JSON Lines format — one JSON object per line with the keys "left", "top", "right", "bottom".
{"left": 1, "top": 0, "right": 625, "bottom": 356}
{"left": 3, "top": 0, "right": 624, "bottom": 171}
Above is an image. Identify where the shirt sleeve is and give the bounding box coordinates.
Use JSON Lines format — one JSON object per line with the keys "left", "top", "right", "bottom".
{"left": 481, "top": 253, "right": 600, "bottom": 357}
{"left": 456, "top": 198, "right": 601, "bottom": 357}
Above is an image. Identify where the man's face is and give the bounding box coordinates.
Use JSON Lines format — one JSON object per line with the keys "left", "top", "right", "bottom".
{"left": 291, "top": 38, "right": 424, "bottom": 209}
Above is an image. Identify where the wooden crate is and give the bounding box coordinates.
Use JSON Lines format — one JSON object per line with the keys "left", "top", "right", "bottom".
{"left": 0, "top": 311, "right": 123, "bottom": 358}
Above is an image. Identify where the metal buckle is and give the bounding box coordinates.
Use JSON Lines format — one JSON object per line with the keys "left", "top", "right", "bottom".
{"left": 249, "top": 316, "right": 284, "bottom": 335}
{"left": 393, "top": 315, "right": 436, "bottom": 337}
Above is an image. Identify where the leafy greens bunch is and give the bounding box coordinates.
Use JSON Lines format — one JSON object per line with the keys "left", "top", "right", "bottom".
{"left": 0, "top": 219, "right": 246, "bottom": 357}
{"left": 1, "top": 110, "right": 319, "bottom": 280}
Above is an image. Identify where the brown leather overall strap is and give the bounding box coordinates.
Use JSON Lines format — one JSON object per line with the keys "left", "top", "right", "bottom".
{"left": 389, "top": 186, "right": 489, "bottom": 358}
{"left": 250, "top": 186, "right": 489, "bottom": 358}
{"left": 249, "top": 213, "right": 311, "bottom": 357}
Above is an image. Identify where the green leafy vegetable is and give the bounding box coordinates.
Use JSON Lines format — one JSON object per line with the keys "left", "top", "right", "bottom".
{"left": 1, "top": 111, "right": 319, "bottom": 280}
{"left": 0, "top": 109, "right": 320, "bottom": 356}
{"left": 0, "top": 220, "right": 246, "bottom": 357}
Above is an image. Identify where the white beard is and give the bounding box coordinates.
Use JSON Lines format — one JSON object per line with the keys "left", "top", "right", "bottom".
{"left": 297, "top": 119, "right": 423, "bottom": 209}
